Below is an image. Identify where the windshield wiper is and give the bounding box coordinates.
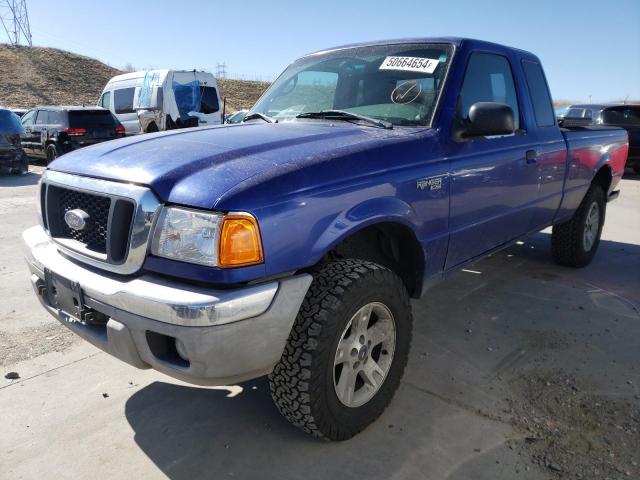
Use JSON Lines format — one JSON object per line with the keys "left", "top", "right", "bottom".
{"left": 242, "top": 112, "right": 277, "bottom": 123}
{"left": 296, "top": 110, "right": 393, "bottom": 129}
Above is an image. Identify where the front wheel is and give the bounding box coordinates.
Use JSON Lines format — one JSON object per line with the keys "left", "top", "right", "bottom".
{"left": 45, "top": 144, "right": 60, "bottom": 164}
{"left": 12, "top": 152, "right": 29, "bottom": 174}
{"left": 269, "top": 259, "right": 412, "bottom": 440}
{"left": 551, "top": 184, "right": 606, "bottom": 267}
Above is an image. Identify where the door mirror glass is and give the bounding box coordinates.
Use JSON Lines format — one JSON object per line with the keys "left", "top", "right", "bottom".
{"left": 465, "top": 102, "right": 515, "bottom": 137}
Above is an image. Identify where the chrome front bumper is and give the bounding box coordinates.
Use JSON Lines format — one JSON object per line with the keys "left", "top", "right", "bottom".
{"left": 23, "top": 225, "right": 312, "bottom": 385}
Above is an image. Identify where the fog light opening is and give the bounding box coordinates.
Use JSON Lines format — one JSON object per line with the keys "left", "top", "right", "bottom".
{"left": 145, "top": 331, "right": 190, "bottom": 368}
{"left": 175, "top": 338, "right": 189, "bottom": 362}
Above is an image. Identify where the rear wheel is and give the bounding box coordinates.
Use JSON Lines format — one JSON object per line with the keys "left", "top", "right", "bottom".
{"left": 269, "top": 259, "right": 412, "bottom": 440}
{"left": 552, "top": 184, "right": 606, "bottom": 267}
{"left": 45, "top": 144, "right": 60, "bottom": 164}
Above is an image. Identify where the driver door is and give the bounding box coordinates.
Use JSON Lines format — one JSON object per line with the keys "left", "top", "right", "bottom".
{"left": 444, "top": 52, "right": 539, "bottom": 268}
{"left": 19, "top": 110, "right": 37, "bottom": 154}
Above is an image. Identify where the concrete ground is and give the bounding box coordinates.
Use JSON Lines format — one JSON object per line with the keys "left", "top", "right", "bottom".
{"left": 1, "top": 166, "right": 639, "bottom": 480}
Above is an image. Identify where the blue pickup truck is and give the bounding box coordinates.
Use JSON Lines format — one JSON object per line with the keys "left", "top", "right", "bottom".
{"left": 23, "top": 38, "right": 628, "bottom": 440}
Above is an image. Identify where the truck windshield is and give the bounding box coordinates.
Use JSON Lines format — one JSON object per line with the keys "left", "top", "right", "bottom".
{"left": 250, "top": 43, "right": 453, "bottom": 127}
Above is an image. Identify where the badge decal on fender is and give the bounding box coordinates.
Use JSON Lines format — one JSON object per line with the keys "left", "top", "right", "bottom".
{"left": 417, "top": 176, "right": 443, "bottom": 191}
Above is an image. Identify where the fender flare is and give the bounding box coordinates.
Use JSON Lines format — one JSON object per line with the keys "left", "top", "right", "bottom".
{"left": 308, "top": 196, "right": 425, "bottom": 271}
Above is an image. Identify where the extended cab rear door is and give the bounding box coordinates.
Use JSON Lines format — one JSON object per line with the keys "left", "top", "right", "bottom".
{"left": 520, "top": 59, "right": 568, "bottom": 230}
{"left": 444, "top": 50, "right": 540, "bottom": 268}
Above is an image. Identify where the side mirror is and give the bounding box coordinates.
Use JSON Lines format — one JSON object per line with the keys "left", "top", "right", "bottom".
{"left": 465, "top": 102, "right": 515, "bottom": 137}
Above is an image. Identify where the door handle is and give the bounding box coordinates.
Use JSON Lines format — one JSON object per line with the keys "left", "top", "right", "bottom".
{"left": 525, "top": 150, "right": 538, "bottom": 164}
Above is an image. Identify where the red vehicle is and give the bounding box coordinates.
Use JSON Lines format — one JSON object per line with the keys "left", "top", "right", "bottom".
{"left": 563, "top": 104, "right": 639, "bottom": 174}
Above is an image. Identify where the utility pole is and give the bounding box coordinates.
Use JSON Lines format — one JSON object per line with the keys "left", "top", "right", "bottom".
{"left": 0, "top": 0, "right": 33, "bottom": 46}
{"left": 216, "top": 62, "right": 227, "bottom": 79}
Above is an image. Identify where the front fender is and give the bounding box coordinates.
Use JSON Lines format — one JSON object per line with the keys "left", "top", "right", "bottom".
{"left": 309, "top": 195, "right": 421, "bottom": 261}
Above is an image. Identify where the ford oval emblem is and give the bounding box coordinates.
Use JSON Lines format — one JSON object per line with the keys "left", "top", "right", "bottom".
{"left": 64, "top": 209, "right": 90, "bottom": 231}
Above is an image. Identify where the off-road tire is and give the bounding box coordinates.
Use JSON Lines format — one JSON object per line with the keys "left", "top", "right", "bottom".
{"left": 45, "top": 144, "right": 60, "bottom": 164}
{"left": 551, "top": 184, "right": 606, "bottom": 267}
{"left": 269, "top": 259, "right": 412, "bottom": 440}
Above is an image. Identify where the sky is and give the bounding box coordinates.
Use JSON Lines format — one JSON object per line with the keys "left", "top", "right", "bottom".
{"left": 16, "top": 0, "right": 640, "bottom": 102}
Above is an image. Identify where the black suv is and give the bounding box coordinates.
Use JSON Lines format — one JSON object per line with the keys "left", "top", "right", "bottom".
{"left": 562, "top": 104, "right": 640, "bottom": 174}
{"left": 20, "top": 106, "right": 125, "bottom": 163}
{"left": 0, "top": 108, "right": 28, "bottom": 174}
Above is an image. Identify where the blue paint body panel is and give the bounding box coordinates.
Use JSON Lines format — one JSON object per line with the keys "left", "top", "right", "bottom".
{"left": 48, "top": 38, "right": 629, "bottom": 293}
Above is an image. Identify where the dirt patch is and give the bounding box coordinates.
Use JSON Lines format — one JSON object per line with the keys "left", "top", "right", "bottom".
{"left": 506, "top": 370, "right": 639, "bottom": 478}
{"left": 0, "top": 321, "right": 79, "bottom": 366}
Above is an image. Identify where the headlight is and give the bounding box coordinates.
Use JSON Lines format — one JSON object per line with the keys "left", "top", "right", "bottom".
{"left": 150, "top": 207, "right": 263, "bottom": 268}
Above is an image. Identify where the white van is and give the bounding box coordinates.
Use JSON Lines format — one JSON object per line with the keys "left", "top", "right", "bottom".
{"left": 98, "top": 70, "right": 223, "bottom": 135}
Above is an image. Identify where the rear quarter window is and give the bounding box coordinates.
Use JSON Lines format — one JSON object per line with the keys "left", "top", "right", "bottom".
{"left": 48, "top": 111, "right": 65, "bottom": 125}
{"left": 521, "top": 60, "right": 555, "bottom": 127}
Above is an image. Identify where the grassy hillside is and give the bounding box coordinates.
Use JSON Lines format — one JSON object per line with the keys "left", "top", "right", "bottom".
{"left": 0, "top": 44, "right": 269, "bottom": 112}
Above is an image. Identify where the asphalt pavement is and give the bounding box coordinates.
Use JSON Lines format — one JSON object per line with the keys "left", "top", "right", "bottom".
{"left": 1, "top": 166, "right": 638, "bottom": 480}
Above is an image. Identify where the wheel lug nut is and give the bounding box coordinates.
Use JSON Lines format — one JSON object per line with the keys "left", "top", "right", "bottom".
{"left": 359, "top": 335, "right": 365, "bottom": 344}
{"left": 350, "top": 348, "right": 358, "bottom": 357}
{"left": 353, "top": 361, "right": 360, "bottom": 369}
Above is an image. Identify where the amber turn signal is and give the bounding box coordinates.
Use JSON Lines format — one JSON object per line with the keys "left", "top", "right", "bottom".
{"left": 218, "top": 213, "right": 264, "bottom": 267}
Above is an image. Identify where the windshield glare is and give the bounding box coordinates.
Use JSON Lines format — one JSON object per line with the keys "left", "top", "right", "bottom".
{"left": 251, "top": 43, "right": 453, "bottom": 127}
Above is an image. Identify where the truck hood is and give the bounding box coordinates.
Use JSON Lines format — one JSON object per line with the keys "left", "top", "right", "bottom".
{"left": 49, "top": 122, "right": 419, "bottom": 209}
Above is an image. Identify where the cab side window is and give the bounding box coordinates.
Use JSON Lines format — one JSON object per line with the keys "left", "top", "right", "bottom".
{"left": 114, "top": 88, "right": 135, "bottom": 114}
{"left": 457, "top": 53, "right": 520, "bottom": 130}
{"left": 35, "top": 110, "right": 50, "bottom": 125}
{"left": 21, "top": 110, "right": 36, "bottom": 126}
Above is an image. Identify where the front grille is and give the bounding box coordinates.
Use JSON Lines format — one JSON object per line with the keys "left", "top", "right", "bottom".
{"left": 40, "top": 170, "right": 159, "bottom": 275}
{"left": 59, "top": 188, "right": 110, "bottom": 252}
{"left": 45, "top": 184, "right": 135, "bottom": 262}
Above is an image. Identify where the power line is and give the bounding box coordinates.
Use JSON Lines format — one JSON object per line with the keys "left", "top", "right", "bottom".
{"left": 0, "top": 0, "right": 32, "bottom": 46}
